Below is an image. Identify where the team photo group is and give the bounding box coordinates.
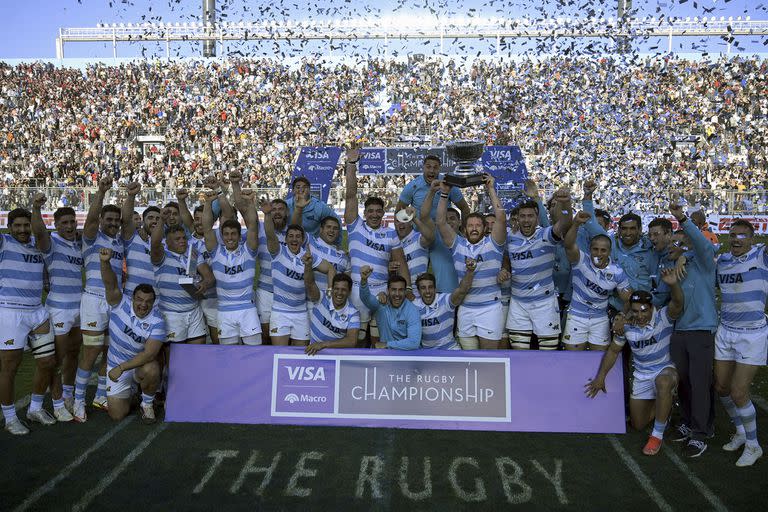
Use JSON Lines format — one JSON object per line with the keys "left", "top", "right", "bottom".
{"left": 0, "top": 144, "right": 765, "bottom": 468}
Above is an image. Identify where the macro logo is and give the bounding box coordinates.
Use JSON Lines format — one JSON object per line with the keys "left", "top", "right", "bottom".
{"left": 272, "top": 355, "right": 336, "bottom": 416}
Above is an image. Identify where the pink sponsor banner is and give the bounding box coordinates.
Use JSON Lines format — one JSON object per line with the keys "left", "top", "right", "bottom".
{"left": 165, "top": 345, "right": 626, "bottom": 433}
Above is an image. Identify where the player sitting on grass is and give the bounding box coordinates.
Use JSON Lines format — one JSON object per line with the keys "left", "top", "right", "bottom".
{"left": 585, "top": 268, "right": 683, "bottom": 456}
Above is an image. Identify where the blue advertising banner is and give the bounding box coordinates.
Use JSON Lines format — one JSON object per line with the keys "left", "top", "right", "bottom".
{"left": 482, "top": 145, "right": 529, "bottom": 210}
{"left": 358, "top": 148, "right": 386, "bottom": 175}
{"left": 292, "top": 147, "right": 343, "bottom": 202}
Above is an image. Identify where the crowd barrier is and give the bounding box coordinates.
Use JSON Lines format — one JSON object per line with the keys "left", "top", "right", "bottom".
{"left": 165, "top": 346, "right": 625, "bottom": 433}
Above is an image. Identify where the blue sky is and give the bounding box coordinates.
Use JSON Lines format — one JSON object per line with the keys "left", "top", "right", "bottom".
{"left": 0, "top": 0, "right": 765, "bottom": 59}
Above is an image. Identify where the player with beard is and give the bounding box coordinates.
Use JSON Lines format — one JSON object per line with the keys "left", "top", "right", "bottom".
{"left": 397, "top": 155, "right": 470, "bottom": 293}
{"left": 121, "top": 182, "right": 160, "bottom": 297}
{"left": 393, "top": 203, "right": 435, "bottom": 300}
{"left": 345, "top": 144, "right": 410, "bottom": 346}
{"left": 305, "top": 271, "right": 360, "bottom": 355}
{"left": 359, "top": 266, "right": 421, "bottom": 350}
{"left": 257, "top": 197, "right": 289, "bottom": 343}
{"left": 562, "top": 212, "right": 633, "bottom": 351}
{"left": 73, "top": 176, "right": 124, "bottom": 422}
{"left": 436, "top": 174, "right": 507, "bottom": 350}
{"left": 0, "top": 203, "right": 58, "bottom": 434}
{"left": 42, "top": 203, "right": 83, "bottom": 421}
{"left": 713, "top": 219, "right": 766, "bottom": 466}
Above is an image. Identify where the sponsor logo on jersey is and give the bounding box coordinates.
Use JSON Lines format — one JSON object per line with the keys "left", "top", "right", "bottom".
{"left": 4, "top": 339, "right": 14, "bottom": 345}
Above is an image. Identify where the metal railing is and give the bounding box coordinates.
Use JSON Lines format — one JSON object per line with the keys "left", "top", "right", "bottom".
{"left": 1, "top": 186, "right": 766, "bottom": 214}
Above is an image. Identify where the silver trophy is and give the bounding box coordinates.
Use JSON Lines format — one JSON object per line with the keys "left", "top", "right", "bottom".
{"left": 444, "top": 140, "right": 486, "bottom": 188}
{"left": 179, "top": 243, "right": 200, "bottom": 296}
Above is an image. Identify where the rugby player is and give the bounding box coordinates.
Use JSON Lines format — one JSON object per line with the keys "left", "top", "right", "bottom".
{"left": 263, "top": 202, "right": 335, "bottom": 346}
{"left": 503, "top": 188, "right": 572, "bottom": 351}
{"left": 1, "top": 203, "right": 58, "bottom": 434}
{"left": 436, "top": 175, "right": 506, "bottom": 349}
{"left": 345, "top": 144, "right": 410, "bottom": 346}
{"left": 359, "top": 266, "right": 421, "bottom": 350}
{"left": 202, "top": 189, "right": 261, "bottom": 345}
{"left": 303, "top": 215, "right": 350, "bottom": 298}
{"left": 73, "top": 176, "right": 124, "bottom": 422}
{"left": 305, "top": 269, "right": 360, "bottom": 355}
{"left": 100, "top": 248, "right": 166, "bottom": 424}
{"left": 287, "top": 176, "right": 342, "bottom": 245}
{"left": 414, "top": 258, "right": 477, "bottom": 350}
{"left": 586, "top": 268, "right": 683, "bottom": 456}
{"left": 562, "top": 211, "right": 633, "bottom": 351}
{"left": 713, "top": 219, "right": 765, "bottom": 466}
{"left": 256, "top": 197, "right": 288, "bottom": 344}
{"left": 150, "top": 218, "right": 214, "bottom": 345}
{"left": 121, "top": 182, "right": 160, "bottom": 297}
{"left": 397, "top": 154, "right": 470, "bottom": 293}
{"left": 393, "top": 205, "right": 435, "bottom": 300}
{"left": 41, "top": 201, "right": 82, "bottom": 421}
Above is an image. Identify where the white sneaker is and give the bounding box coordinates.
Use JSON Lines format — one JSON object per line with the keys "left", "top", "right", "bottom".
{"left": 72, "top": 400, "right": 87, "bottom": 423}
{"left": 54, "top": 406, "right": 74, "bottom": 422}
{"left": 26, "top": 409, "right": 56, "bottom": 426}
{"left": 63, "top": 397, "right": 74, "bottom": 414}
{"left": 5, "top": 417, "right": 30, "bottom": 435}
{"left": 736, "top": 445, "right": 763, "bottom": 467}
{"left": 723, "top": 433, "right": 747, "bottom": 452}
{"left": 139, "top": 403, "right": 156, "bottom": 425}
{"left": 91, "top": 395, "right": 108, "bottom": 411}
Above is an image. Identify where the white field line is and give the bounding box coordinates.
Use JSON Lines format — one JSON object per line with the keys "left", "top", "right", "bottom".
{"left": 607, "top": 435, "right": 673, "bottom": 512}
{"left": 662, "top": 447, "right": 729, "bottom": 512}
{"left": 12, "top": 416, "right": 135, "bottom": 512}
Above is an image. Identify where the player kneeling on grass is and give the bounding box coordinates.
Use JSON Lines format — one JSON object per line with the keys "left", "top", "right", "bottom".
{"left": 304, "top": 270, "right": 360, "bottom": 355}
{"left": 586, "top": 268, "right": 683, "bottom": 456}
{"left": 100, "top": 249, "right": 167, "bottom": 425}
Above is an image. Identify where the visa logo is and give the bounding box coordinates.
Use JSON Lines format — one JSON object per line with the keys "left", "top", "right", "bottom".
{"left": 489, "top": 150, "right": 512, "bottom": 160}
{"left": 306, "top": 149, "right": 330, "bottom": 160}
{"left": 286, "top": 365, "right": 326, "bottom": 381}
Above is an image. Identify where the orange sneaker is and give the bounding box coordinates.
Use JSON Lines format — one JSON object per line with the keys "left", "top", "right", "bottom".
{"left": 643, "top": 435, "right": 663, "bottom": 456}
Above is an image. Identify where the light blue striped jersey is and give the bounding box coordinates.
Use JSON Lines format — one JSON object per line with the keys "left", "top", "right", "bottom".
{"left": 83, "top": 231, "right": 124, "bottom": 298}
{"left": 271, "top": 245, "right": 322, "bottom": 313}
{"left": 107, "top": 295, "right": 167, "bottom": 368}
{"left": 123, "top": 231, "right": 154, "bottom": 297}
{"left": 348, "top": 217, "right": 402, "bottom": 289}
{"left": 190, "top": 235, "right": 216, "bottom": 299}
{"left": 400, "top": 230, "right": 428, "bottom": 295}
{"left": 500, "top": 227, "right": 513, "bottom": 305}
{"left": 449, "top": 235, "right": 504, "bottom": 308}
{"left": 309, "top": 295, "right": 360, "bottom": 343}
{"left": 153, "top": 247, "right": 205, "bottom": 313}
{"left": 308, "top": 235, "right": 350, "bottom": 292}
{"left": 257, "top": 223, "right": 286, "bottom": 293}
{"left": 570, "top": 251, "right": 630, "bottom": 319}
{"left": 414, "top": 293, "right": 458, "bottom": 349}
{"left": 506, "top": 226, "right": 560, "bottom": 303}
{"left": 0, "top": 234, "right": 47, "bottom": 309}
{"left": 717, "top": 246, "right": 768, "bottom": 329}
{"left": 44, "top": 233, "right": 83, "bottom": 311}
{"left": 210, "top": 242, "right": 257, "bottom": 312}
{"left": 615, "top": 307, "right": 674, "bottom": 377}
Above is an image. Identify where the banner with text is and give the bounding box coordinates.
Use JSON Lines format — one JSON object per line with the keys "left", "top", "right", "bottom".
{"left": 291, "top": 146, "right": 343, "bottom": 202}
{"left": 166, "top": 346, "right": 625, "bottom": 433}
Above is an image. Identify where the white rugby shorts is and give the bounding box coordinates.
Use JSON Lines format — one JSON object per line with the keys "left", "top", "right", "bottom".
{"left": 0, "top": 305, "right": 50, "bottom": 353}
{"left": 80, "top": 292, "right": 110, "bottom": 332}
{"left": 163, "top": 306, "right": 207, "bottom": 343}
{"left": 715, "top": 324, "right": 768, "bottom": 366}
{"left": 563, "top": 312, "right": 610, "bottom": 346}
{"left": 506, "top": 294, "right": 561, "bottom": 337}
{"left": 218, "top": 306, "right": 262, "bottom": 340}
{"left": 270, "top": 309, "right": 310, "bottom": 341}
{"left": 47, "top": 306, "right": 80, "bottom": 336}
{"left": 457, "top": 301, "right": 504, "bottom": 340}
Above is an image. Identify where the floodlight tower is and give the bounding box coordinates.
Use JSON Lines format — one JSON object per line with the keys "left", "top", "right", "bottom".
{"left": 203, "top": 0, "right": 216, "bottom": 57}
{"left": 617, "top": 0, "right": 633, "bottom": 53}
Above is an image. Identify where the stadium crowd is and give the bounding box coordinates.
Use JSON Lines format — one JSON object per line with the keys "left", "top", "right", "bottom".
{"left": 1, "top": 56, "right": 768, "bottom": 213}
{"left": 0, "top": 147, "right": 766, "bottom": 470}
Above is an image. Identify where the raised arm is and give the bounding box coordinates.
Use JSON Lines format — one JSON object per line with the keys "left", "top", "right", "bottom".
{"left": 550, "top": 187, "right": 574, "bottom": 240}
{"left": 149, "top": 215, "right": 165, "bottom": 266}
{"left": 660, "top": 267, "right": 685, "bottom": 320}
{"left": 303, "top": 247, "right": 321, "bottom": 303}
{"left": 450, "top": 258, "right": 477, "bottom": 307}
{"left": 358, "top": 266, "right": 381, "bottom": 313}
{"left": 435, "top": 180, "right": 457, "bottom": 248}
{"left": 99, "top": 248, "right": 122, "bottom": 306}
{"left": 261, "top": 199, "right": 280, "bottom": 256}
{"left": 217, "top": 173, "right": 235, "bottom": 222}
{"left": 524, "top": 179, "right": 550, "bottom": 227}
{"left": 670, "top": 201, "right": 715, "bottom": 269}
{"left": 31, "top": 193, "right": 51, "bottom": 253}
{"left": 580, "top": 179, "right": 608, "bottom": 238}
{"left": 343, "top": 145, "right": 361, "bottom": 226}
{"left": 201, "top": 190, "right": 219, "bottom": 253}
{"left": 176, "top": 188, "right": 195, "bottom": 233}
{"left": 484, "top": 174, "right": 507, "bottom": 246}
{"left": 411, "top": 205, "right": 435, "bottom": 248}
{"left": 121, "top": 181, "right": 141, "bottom": 241}
{"left": 290, "top": 190, "right": 310, "bottom": 227}
{"left": 84, "top": 176, "right": 112, "bottom": 240}
{"left": 564, "top": 211, "right": 590, "bottom": 263}
{"left": 235, "top": 188, "right": 259, "bottom": 252}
